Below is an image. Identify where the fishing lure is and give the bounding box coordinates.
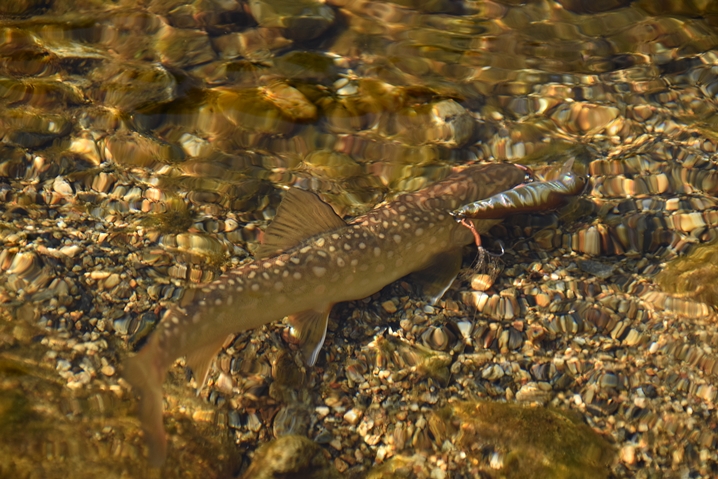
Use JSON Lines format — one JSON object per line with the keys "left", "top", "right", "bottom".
{"left": 451, "top": 159, "right": 588, "bottom": 220}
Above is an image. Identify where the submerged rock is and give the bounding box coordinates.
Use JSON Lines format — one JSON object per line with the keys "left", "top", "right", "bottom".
{"left": 429, "top": 401, "right": 615, "bottom": 479}
{"left": 240, "top": 435, "right": 340, "bottom": 479}
{"left": 656, "top": 239, "right": 718, "bottom": 308}
{"left": 248, "top": 0, "right": 335, "bottom": 41}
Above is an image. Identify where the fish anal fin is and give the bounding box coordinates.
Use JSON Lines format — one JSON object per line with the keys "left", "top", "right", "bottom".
{"left": 287, "top": 306, "right": 332, "bottom": 366}
{"left": 255, "top": 188, "right": 346, "bottom": 259}
{"left": 185, "top": 334, "right": 229, "bottom": 390}
{"left": 409, "top": 249, "right": 463, "bottom": 304}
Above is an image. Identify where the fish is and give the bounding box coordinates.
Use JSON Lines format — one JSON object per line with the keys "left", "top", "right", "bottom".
{"left": 122, "top": 162, "right": 526, "bottom": 466}
{"left": 450, "top": 159, "right": 587, "bottom": 220}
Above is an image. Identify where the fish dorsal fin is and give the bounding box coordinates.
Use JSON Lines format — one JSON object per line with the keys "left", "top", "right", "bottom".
{"left": 255, "top": 188, "right": 346, "bottom": 259}
{"left": 559, "top": 158, "right": 575, "bottom": 175}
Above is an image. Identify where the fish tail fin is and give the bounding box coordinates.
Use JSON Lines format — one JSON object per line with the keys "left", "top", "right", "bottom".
{"left": 122, "top": 338, "right": 168, "bottom": 467}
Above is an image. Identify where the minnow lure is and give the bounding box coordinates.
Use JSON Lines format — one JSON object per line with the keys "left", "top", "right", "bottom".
{"left": 450, "top": 159, "right": 587, "bottom": 220}
{"left": 122, "top": 163, "right": 526, "bottom": 466}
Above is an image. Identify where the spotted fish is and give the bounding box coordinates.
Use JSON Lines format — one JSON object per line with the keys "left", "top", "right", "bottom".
{"left": 122, "top": 163, "right": 526, "bottom": 466}
{"left": 450, "top": 159, "right": 587, "bottom": 220}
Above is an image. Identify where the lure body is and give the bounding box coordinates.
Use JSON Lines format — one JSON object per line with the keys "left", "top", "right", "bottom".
{"left": 451, "top": 159, "right": 587, "bottom": 220}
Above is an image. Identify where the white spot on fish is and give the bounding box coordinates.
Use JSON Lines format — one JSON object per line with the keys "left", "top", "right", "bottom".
{"left": 237, "top": 286, "right": 244, "bottom": 292}
{"left": 263, "top": 262, "right": 271, "bottom": 268}
{"left": 350, "top": 259, "right": 358, "bottom": 267}
{"left": 315, "top": 237, "right": 325, "bottom": 247}
{"left": 438, "top": 214, "right": 446, "bottom": 221}
{"left": 329, "top": 246, "right": 336, "bottom": 252}
{"left": 393, "top": 234, "right": 402, "bottom": 243}
{"left": 274, "top": 281, "right": 284, "bottom": 291}
{"left": 382, "top": 221, "right": 389, "bottom": 228}
{"left": 228, "top": 279, "right": 235, "bottom": 285}
{"left": 171, "top": 316, "right": 180, "bottom": 324}
{"left": 290, "top": 256, "right": 301, "bottom": 265}
{"left": 262, "top": 272, "right": 270, "bottom": 280}
{"left": 202, "top": 287, "right": 211, "bottom": 293}
{"left": 276, "top": 260, "right": 285, "bottom": 267}
{"left": 415, "top": 228, "right": 424, "bottom": 236}
{"left": 215, "top": 298, "right": 223, "bottom": 306}
{"left": 359, "top": 242, "right": 366, "bottom": 249}
{"left": 251, "top": 284, "right": 260, "bottom": 292}
{"left": 192, "top": 313, "right": 201, "bottom": 324}
{"left": 332, "top": 234, "right": 340, "bottom": 240}
{"left": 293, "top": 272, "right": 302, "bottom": 280}
{"left": 248, "top": 271, "right": 256, "bottom": 279}
{"left": 282, "top": 270, "right": 289, "bottom": 278}
{"left": 226, "top": 296, "right": 233, "bottom": 306}
{"left": 403, "top": 223, "right": 411, "bottom": 229}
{"left": 300, "top": 246, "right": 311, "bottom": 254}
{"left": 343, "top": 244, "right": 351, "bottom": 251}
{"left": 398, "top": 205, "right": 407, "bottom": 212}
{"left": 313, "top": 267, "right": 327, "bottom": 277}
{"left": 373, "top": 247, "right": 381, "bottom": 257}
{"left": 317, "top": 250, "right": 327, "bottom": 258}
{"left": 337, "top": 258, "right": 345, "bottom": 267}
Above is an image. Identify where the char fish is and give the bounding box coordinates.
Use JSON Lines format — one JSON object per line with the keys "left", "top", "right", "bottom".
{"left": 122, "top": 162, "right": 525, "bottom": 466}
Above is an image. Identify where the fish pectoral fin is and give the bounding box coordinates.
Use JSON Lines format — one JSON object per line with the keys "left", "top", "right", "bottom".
{"left": 409, "top": 249, "right": 463, "bottom": 305}
{"left": 185, "top": 334, "right": 230, "bottom": 391}
{"left": 287, "top": 306, "right": 332, "bottom": 367}
{"left": 255, "top": 188, "right": 346, "bottom": 259}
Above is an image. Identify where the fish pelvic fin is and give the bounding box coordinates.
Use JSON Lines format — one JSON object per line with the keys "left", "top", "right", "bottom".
{"left": 122, "top": 342, "right": 167, "bottom": 467}
{"left": 185, "top": 335, "right": 229, "bottom": 392}
{"left": 409, "top": 249, "right": 463, "bottom": 304}
{"left": 287, "top": 306, "right": 332, "bottom": 366}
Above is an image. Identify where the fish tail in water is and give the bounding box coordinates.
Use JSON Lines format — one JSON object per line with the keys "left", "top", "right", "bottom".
{"left": 122, "top": 336, "right": 168, "bottom": 467}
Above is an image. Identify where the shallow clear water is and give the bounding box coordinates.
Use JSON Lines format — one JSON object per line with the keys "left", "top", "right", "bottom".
{"left": 2, "top": 1, "right": 718, "bottom": 477}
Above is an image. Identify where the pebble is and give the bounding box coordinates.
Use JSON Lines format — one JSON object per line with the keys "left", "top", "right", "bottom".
{"left": 381, "top": 300, "right": 398, "bottom": 313}
{"left": 471, "top": 273, "right": 494, "bottom": 291}
{"left": 620, "top": 445, "right": 636, "bottom": 465}
{"left": 343, "top": 408, "right": 363, "bottom": 426}
{"left": 104, "top": 273, "right": 121, "bottom": 288}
